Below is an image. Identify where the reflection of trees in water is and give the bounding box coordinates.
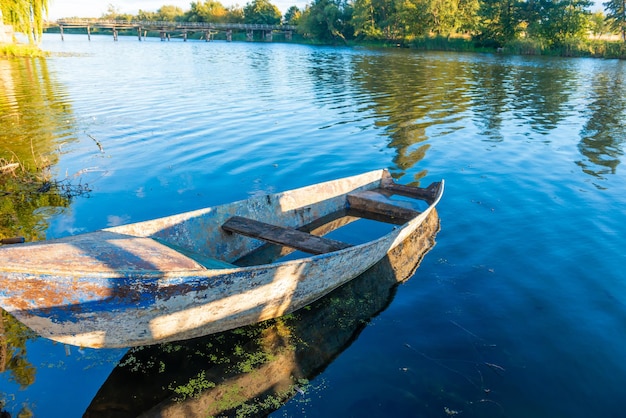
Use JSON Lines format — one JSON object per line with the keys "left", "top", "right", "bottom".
{"left": 469, "top": 63, "right": 509, "bottom": 142}
{"left": 0, "top": 310, "right": 37, "bottom": 417}
{"left": 0, "top": 57, "right": 80, "bottom": 242}
{"left": 354, "top": 53, "right": 470, "bottom": 183}
{"left": 578, "top": 65, "right": 626, "bottom": 179}
{"left": 0, "top": 311, "right": 36, "bottom": 388}
{"left": 471, "top": 59, "right": 576, "bottom": 140}
{"left": 507, "top": 63, "right": 576, "bottom": 135}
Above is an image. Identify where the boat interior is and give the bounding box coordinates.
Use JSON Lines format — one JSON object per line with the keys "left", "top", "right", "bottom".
{"left": 224, "top": 182, "right": 440, "bottom": 266}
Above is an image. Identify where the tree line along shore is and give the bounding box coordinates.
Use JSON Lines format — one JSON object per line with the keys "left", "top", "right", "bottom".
{"left": 1, "top": 0, "right": 626, "bottom": 58}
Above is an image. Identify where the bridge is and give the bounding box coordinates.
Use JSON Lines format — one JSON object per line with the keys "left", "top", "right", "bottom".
{"left": 46, "top": 19, "right": 298, "bottom": 42}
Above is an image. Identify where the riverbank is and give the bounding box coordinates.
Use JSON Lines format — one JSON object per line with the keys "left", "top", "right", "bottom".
{"left": 364, "top": 35, "right": 626, "bottom": 59}
{"left": 0, "top": 44, "right": 49, "bottom": 58}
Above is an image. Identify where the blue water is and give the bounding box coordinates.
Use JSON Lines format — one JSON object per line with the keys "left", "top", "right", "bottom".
{"left": 1, "top": 33, "right": 626, "bottom": 417}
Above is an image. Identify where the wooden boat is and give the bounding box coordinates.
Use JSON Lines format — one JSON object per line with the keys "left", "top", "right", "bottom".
{"left": 0, "top": 169, "right": 443, "bottom": 349}
{"left": 84, "top": 209, "right": 441, "bottom": 417}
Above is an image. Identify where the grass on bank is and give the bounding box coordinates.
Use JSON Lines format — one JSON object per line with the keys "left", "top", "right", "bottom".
{"left": 349, "top": 34, "right": 626, "bottom": 59}
{"left": 407, "top": 36, "right": 626, "bottom": 59}
{"left": 0, "top": 43, "right": 49, "bottom": 58}
{"left": 502, "top": 38, "right": 626, "bottom": 59}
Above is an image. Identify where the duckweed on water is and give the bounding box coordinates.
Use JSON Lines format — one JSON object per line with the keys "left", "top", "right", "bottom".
{"left": 169, "top": 370, "right": 216, "bottom": 401}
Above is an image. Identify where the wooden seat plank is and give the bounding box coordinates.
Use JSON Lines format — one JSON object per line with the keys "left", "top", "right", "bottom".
{"left": 381, "top": 180, "right": 442, "bottom": 204}
{"left": 222, "top": 216, "right": 352, "bottom": 255}
{"left": 347, "top": 189, "right": 420, "bottom": 223}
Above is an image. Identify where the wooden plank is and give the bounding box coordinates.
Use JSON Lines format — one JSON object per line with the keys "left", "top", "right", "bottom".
{"left": 346, "top": 207, "right": 408, "bottom": 225}
{"left": 381, "top": 181, "right": 442, "bottom": 203}
{"left": 222, "top": 216, "right": 353, "bottom": 255}
{"left": 347, "top": 190, "right": 420, "bottom": 222}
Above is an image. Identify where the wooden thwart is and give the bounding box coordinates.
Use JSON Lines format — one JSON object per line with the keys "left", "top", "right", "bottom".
{"left": 348, "top": 189, "right": 420, "bottom": 222}
{"left": 381, "top": 181, "right": 442, "bottom": 203}
{"left": 223, "top": 216, "right": 353, "bottom": 255}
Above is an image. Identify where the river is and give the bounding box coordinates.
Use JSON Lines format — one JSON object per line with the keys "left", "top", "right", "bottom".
{"left": 0, "top": 33, "right": 625, "bottom": 417}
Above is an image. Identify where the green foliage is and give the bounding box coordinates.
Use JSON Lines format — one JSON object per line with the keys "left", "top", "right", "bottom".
{"left": 186, "top": 1, "right": 229, "bottom": 23}
{"left": 589, "top": 11, "right": 609, "bottom": 37}
{"left": 243, "top": 0, "right": 282, "bottom": 25}
{"left": 284, "top": 5, "right": 302, "bottom": 25}
{"left": 352, "top": 0, "right": 480, "bottom": 41}
{"left": 522, "top": 0, "right": 593, "bottom": 47}
{"left": 0, "top": 0, "right": 48, "bottom": 44}
{"left": 604, "top": 0, "right": 626, "bottom": 41}
{"left": 158, "top": 5, "right": 185, "bottom": 21}
{"left": 500, "top": 36, "right": 626, "bottom": 57}
{"left": 476, "top": 0, "right": 520, "bottom": 46}
{"left": 0, "top": 44, "right": 48, "bottom": 57}
{"left": 299, "top": 0, "right": 354, "bottom": 42}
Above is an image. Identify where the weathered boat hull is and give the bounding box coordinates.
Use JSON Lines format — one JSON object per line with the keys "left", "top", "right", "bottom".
{"left": 0, "top": 169, "right": 443, "bottom": 348}
{"left": 83, "top": 209, "right": 441, "bottom": 418}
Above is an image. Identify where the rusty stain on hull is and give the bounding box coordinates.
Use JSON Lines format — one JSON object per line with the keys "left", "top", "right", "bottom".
{"left": 0, "top": 169, "right": 444, "bottom": 349}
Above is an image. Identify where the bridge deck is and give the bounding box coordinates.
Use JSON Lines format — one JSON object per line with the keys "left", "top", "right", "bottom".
{"left": 47, "top": 19, "right": 296, "bottom": 32}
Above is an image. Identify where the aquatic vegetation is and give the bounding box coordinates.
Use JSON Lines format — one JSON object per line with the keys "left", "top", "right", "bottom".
{"left": 168, "top": 370, "right": 215, "bottom": 401}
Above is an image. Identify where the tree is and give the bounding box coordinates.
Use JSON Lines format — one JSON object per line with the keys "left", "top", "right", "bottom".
{"left": 101, "top": 3, "right": 120, "bottom": 19}
{"left": 521, "top": 0, "right": 592, "bottom": 46}
{"left": 430, "top": 0, "right": 460, "bottom": 35}
{"left": 284, "top": 5, "right": 302, "bottom": 25}
{"left": 158, "top": 5, "right": 185, "bottom": 21}
{"left": 243, "top": 0, "right": 282, "bottom": 25}
{"left": 0, "top": 0, "right": 48, "bottom": 44}
{"left": 352, "top": 0, "right": 398, "bottom": 39}
{"left": 227, "top": 5, "right": 245, "bottom": 23}
{"left": 137, "top": 9, "right": 158, "bottom": 21}
{"left": 299, "top": 0, "right": 354, "bottom": 42}
{"left": 456, "top": 0, "right": 481, "bottom": 33}
{"left": 604, "top": 0, "right": 626, "bottom": 41}
{"left": 477, "top": 0, "right": 520, "bottom": 46}
{"left": 185, "top": 1, "right": 229, "bottom": 22}
{"left": 589, "top": 11, "right": 607, "bottom": 37}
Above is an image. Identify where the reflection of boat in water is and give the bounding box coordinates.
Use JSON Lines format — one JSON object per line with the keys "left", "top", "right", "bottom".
{"left": 83, "top": 209, "right": 441, "bottom": 417}
{"left": 0, "top": 169, "right": 442, "bottom": 349}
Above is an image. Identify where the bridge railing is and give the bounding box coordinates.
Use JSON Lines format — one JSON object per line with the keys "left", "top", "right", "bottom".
{"left": 53, "top": 19, "right": 296, "bottom": 31}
